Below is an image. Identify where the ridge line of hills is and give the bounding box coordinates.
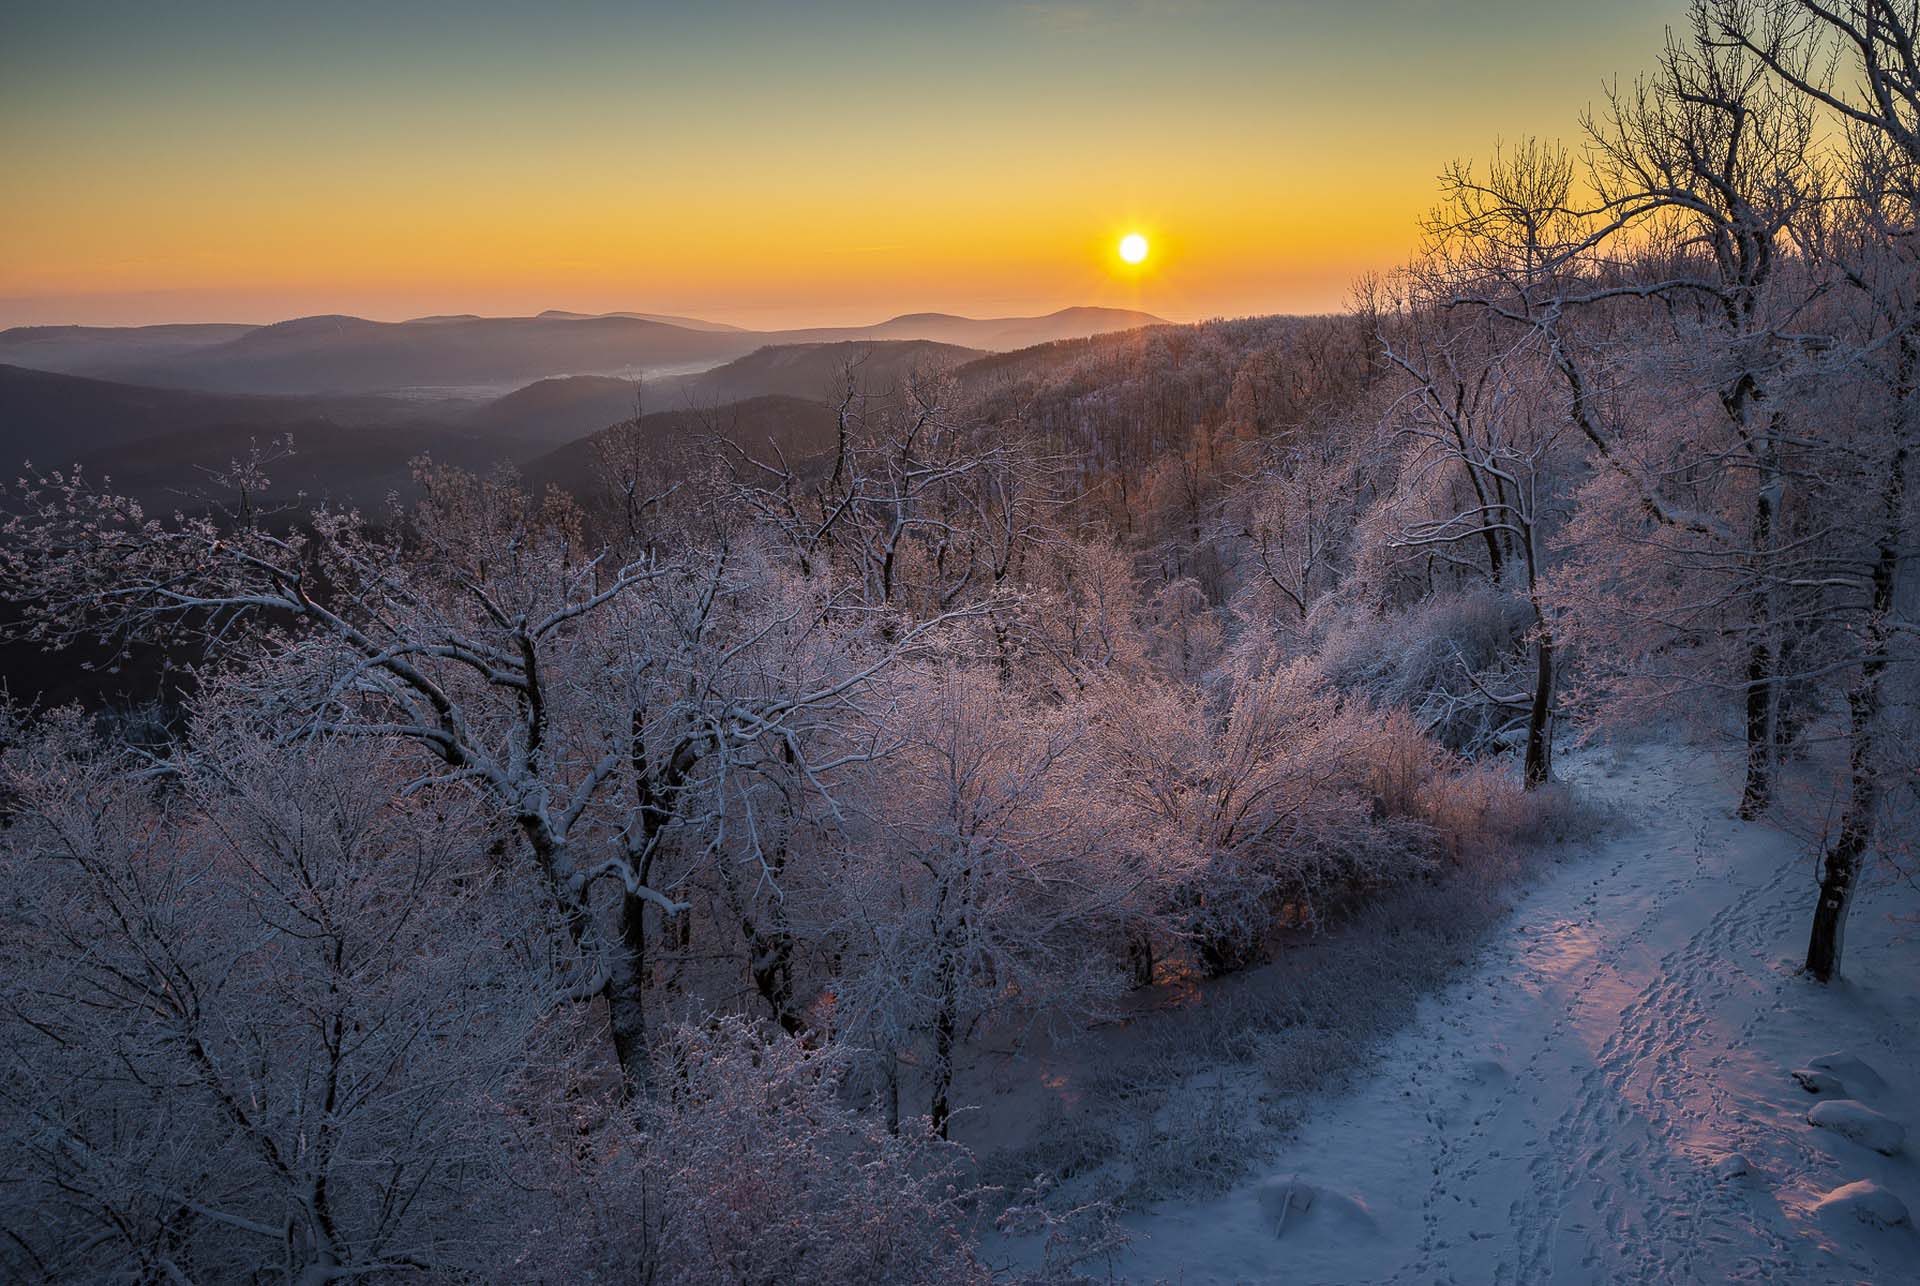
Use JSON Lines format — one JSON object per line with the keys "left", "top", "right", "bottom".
{"left": 0, "top": 305, "right": 1167, "bottom": 395}
{"left": 0, "top": 323, "right": 1159, "bottom": 509}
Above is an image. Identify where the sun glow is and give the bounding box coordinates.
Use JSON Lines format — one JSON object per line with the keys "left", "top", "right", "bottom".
{"left": 1118, "top": 232, "right": 1150, "bottom": 264}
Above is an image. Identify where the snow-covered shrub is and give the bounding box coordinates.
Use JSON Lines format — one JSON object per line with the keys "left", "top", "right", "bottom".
{"left": 1092, "top": 661, "right": 1436, "bottom": 976}
{"left": 996, "top": 1174, "right": 1133, "bottom": 1284}
{"left": 1316, "top": 587, "right": 1534, "bottom": 756}
{"left": 1126, "top": 1076, "right": 1255, "bottom": 1199}
{"left": 1355, "top": 705, "right": 1450, "bottom": 820}
{"left": 553, "top": 1017, "right": 988, "bottom": 1285}
{"left": 1417, "top": 761, "right": 1607, "bottom": 872}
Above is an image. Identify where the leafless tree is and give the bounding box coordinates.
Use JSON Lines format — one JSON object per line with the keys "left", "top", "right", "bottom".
{"left": 0, "top": 460, "right": 975, "bottom": 1094}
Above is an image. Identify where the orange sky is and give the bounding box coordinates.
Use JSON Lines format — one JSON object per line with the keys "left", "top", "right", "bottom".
{"left": 0, "top": 1, "right": 1677, "bottom": 329}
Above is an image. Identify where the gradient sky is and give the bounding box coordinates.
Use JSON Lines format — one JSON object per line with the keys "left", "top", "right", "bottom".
{"left": 0, "top": 1, "right": 1677, "bottom": 329}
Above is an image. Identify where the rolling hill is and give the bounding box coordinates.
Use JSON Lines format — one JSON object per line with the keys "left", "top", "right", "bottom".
{"left": 0, "top": 361, "right": 847, "bottom": 510}
{"left": 0, "top": 311, "right": 1170, "bottom": 512}
{"left": 0, "top": 362, "right": 444, "bottom": 466}
{"left": 653, "top": 339, "right": 984, "bottom": 407}
{"left": 519, "top": 394, "right": 842, "bottom": 502}
{"left": 458, "top": 374, "right": 646, "bottom": 450}
{"left": 0, "top": 363, "right": 541, "bottom": 509}
{"left": 771, "top": 306, "right": 1164, "bottom": 350}
{"left": 0, "top": 306, "right": 1166, "bottom": 397}
{"left": 0, "top": 323, "right": 258, "bottom": 379}
{"left": 69, "top": 420, "right": 505, "bottom": 511}
{"left": 83, "top": 314, "right": 759, "bottom": 395}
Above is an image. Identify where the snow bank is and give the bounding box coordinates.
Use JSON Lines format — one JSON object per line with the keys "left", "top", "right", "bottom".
{"left": 1807, "top": 1100, "right": 1906, "bottom": 1156}
{"left": 1807, "top": 1051, "right": 1888, "bottom": 1093}
{"left": 1811, "top": 1180, "right": 1912, "bottom": 1230}
{"left": 1790, "top": 1067, "right": 1847, "bottom": 1096}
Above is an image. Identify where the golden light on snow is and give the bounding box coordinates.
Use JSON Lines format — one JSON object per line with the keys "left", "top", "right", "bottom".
{"left": 1118, "top": 232, "right": 1150, "bottom": 264}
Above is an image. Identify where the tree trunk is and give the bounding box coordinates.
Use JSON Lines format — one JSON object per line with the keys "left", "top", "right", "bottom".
{"left": 1805, "top": 445, "right": 1904, "bottom": 982}
{"left": 1524, "top": 601, "right": 1554, "bottom": 790}
{"left": 744, "top": 920, "right": 802, "bottom": 1036}
{"left": 605, "top": 891, "right": 654, "bottom": 1097}
{"left": 1126, "top": 924, "right": 1155, "bottom": 989}
{"left": 1738, "top": 632, "right": 1775, "bottom": 818}
{"left": 1773, "top": 620, "right": 1810, "bottom": 761}
{"left": 1738, "top": 467, "right": 1779, "bottom": 819}
{"left": 929, "top": 962, "right": 959, "bottom": 1140}
{"left": 1805, "top": 711, "right": 1875, "bottom": 984}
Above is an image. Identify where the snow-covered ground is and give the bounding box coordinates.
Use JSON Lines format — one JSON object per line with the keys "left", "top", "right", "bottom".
{"left": 1109, "top": 744, "right": 1920, "bottom": 1284}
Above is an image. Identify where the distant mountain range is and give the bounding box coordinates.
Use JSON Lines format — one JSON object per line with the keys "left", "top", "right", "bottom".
{"left": 762, "top": 306, "right": 1163, "bottom": 352}
{"left": 0, "top": 303, "right": 1175, "bottom": 517}
{"left": 531, "top": 309, "right": 747, "bottom": 332}
{"left": 0, "top": 306, "right": 1164, "bottom": 396}
{"left": 0, "top": 328, "right": 1045, "bottom": 508}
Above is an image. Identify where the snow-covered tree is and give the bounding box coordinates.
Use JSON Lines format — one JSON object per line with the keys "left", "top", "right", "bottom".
{"left": 828, "top": 669, "right": 1137, "bottom": 1137}
{"left": 0, "top": 707, "right": 556, "bottom": 1282}
{"left": 0, "top": 461, "right": 973, "bottom": 1092}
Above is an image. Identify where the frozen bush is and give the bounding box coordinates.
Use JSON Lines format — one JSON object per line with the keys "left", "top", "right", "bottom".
{"left": 995, "top": 1175, "right": 1133, "bottom": 1285}
{"left": 1317, "top": 588, "right": 1534, "bottom": 756}
{"left": 1418, "top": 762, "right": 1609, "bottom": 872}
{"left": 1092, "top": 661, "right": 1437, "bottom": 977}
{"left": 551, "top": 1017, "right": 989, "bottom": 1285}
{"left": 1126, "top": 1077, "right": 1255, "bottom": 1200}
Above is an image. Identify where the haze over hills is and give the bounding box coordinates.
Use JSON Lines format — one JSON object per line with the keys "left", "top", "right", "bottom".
{"left": 533, "top": 309, "right": 748, "bottom": 332}
{"left": 771, "top": 306, "right": 1163, "bottom": 351}
{"left": 0, "top": 306, "right": 1166, "bottom": 397}
{"left": 1, "top": 363, "right": 606, "bottom": 508}
{"left": 0, "top": 332, "right": 1012, "bottom": 508}
{"left": 84, "top": 313, "right": 749, "bottom": 396}
{"left": 0, "top": 362, "right": 444, "bottom": 465}
{"left": 0, "top": 323, "right": 260, "bottom": 378}
{"left": 0, "top": 314, "right": 1170, "bottom": 514}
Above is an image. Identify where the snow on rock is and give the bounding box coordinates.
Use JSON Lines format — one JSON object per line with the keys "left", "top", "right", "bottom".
{"left": 1254, "top": 1176, "right": 1379, "bottom": 1241}
{"left": 1807, "top": 1051, "right": 1888, "bottom": 1093}
{"left": 1811, "top": 1180, "right": 1912, "bottom": 1229}
{"left": 1712, "top": 1153, "right": 1752, "bottom": 1181}
{"left": 1790, "top": 1067, "right": 1847, "bottom": 1096}
{"left": 1256, "top": 1176, "right": 1315, "bottom": 1232}
{"left": 1808, "top": 1100, "right": 1907, "bottom": 1156}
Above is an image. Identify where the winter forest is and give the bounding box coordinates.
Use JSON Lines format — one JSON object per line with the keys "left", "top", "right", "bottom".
{"left": 2, "top": 1, "right": 1918, "bottom": 1282}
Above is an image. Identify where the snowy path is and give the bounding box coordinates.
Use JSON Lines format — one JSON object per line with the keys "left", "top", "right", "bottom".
{"left": 1114, "top": 746, "right": 1920, "bottom": 1284}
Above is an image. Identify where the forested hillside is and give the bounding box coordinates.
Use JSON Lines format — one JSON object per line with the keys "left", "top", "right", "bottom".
{"left": 1, "top": 2, "right": 1916, "bottom": 1282}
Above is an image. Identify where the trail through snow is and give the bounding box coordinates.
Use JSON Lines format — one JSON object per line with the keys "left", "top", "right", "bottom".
{"left": 1113, "top": 745, "right": 1920, "bottom": 1284}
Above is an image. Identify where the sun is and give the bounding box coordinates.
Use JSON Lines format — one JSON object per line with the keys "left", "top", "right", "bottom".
{"left": 1118, "top": 232, "right": 1149, "bottom": 265}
